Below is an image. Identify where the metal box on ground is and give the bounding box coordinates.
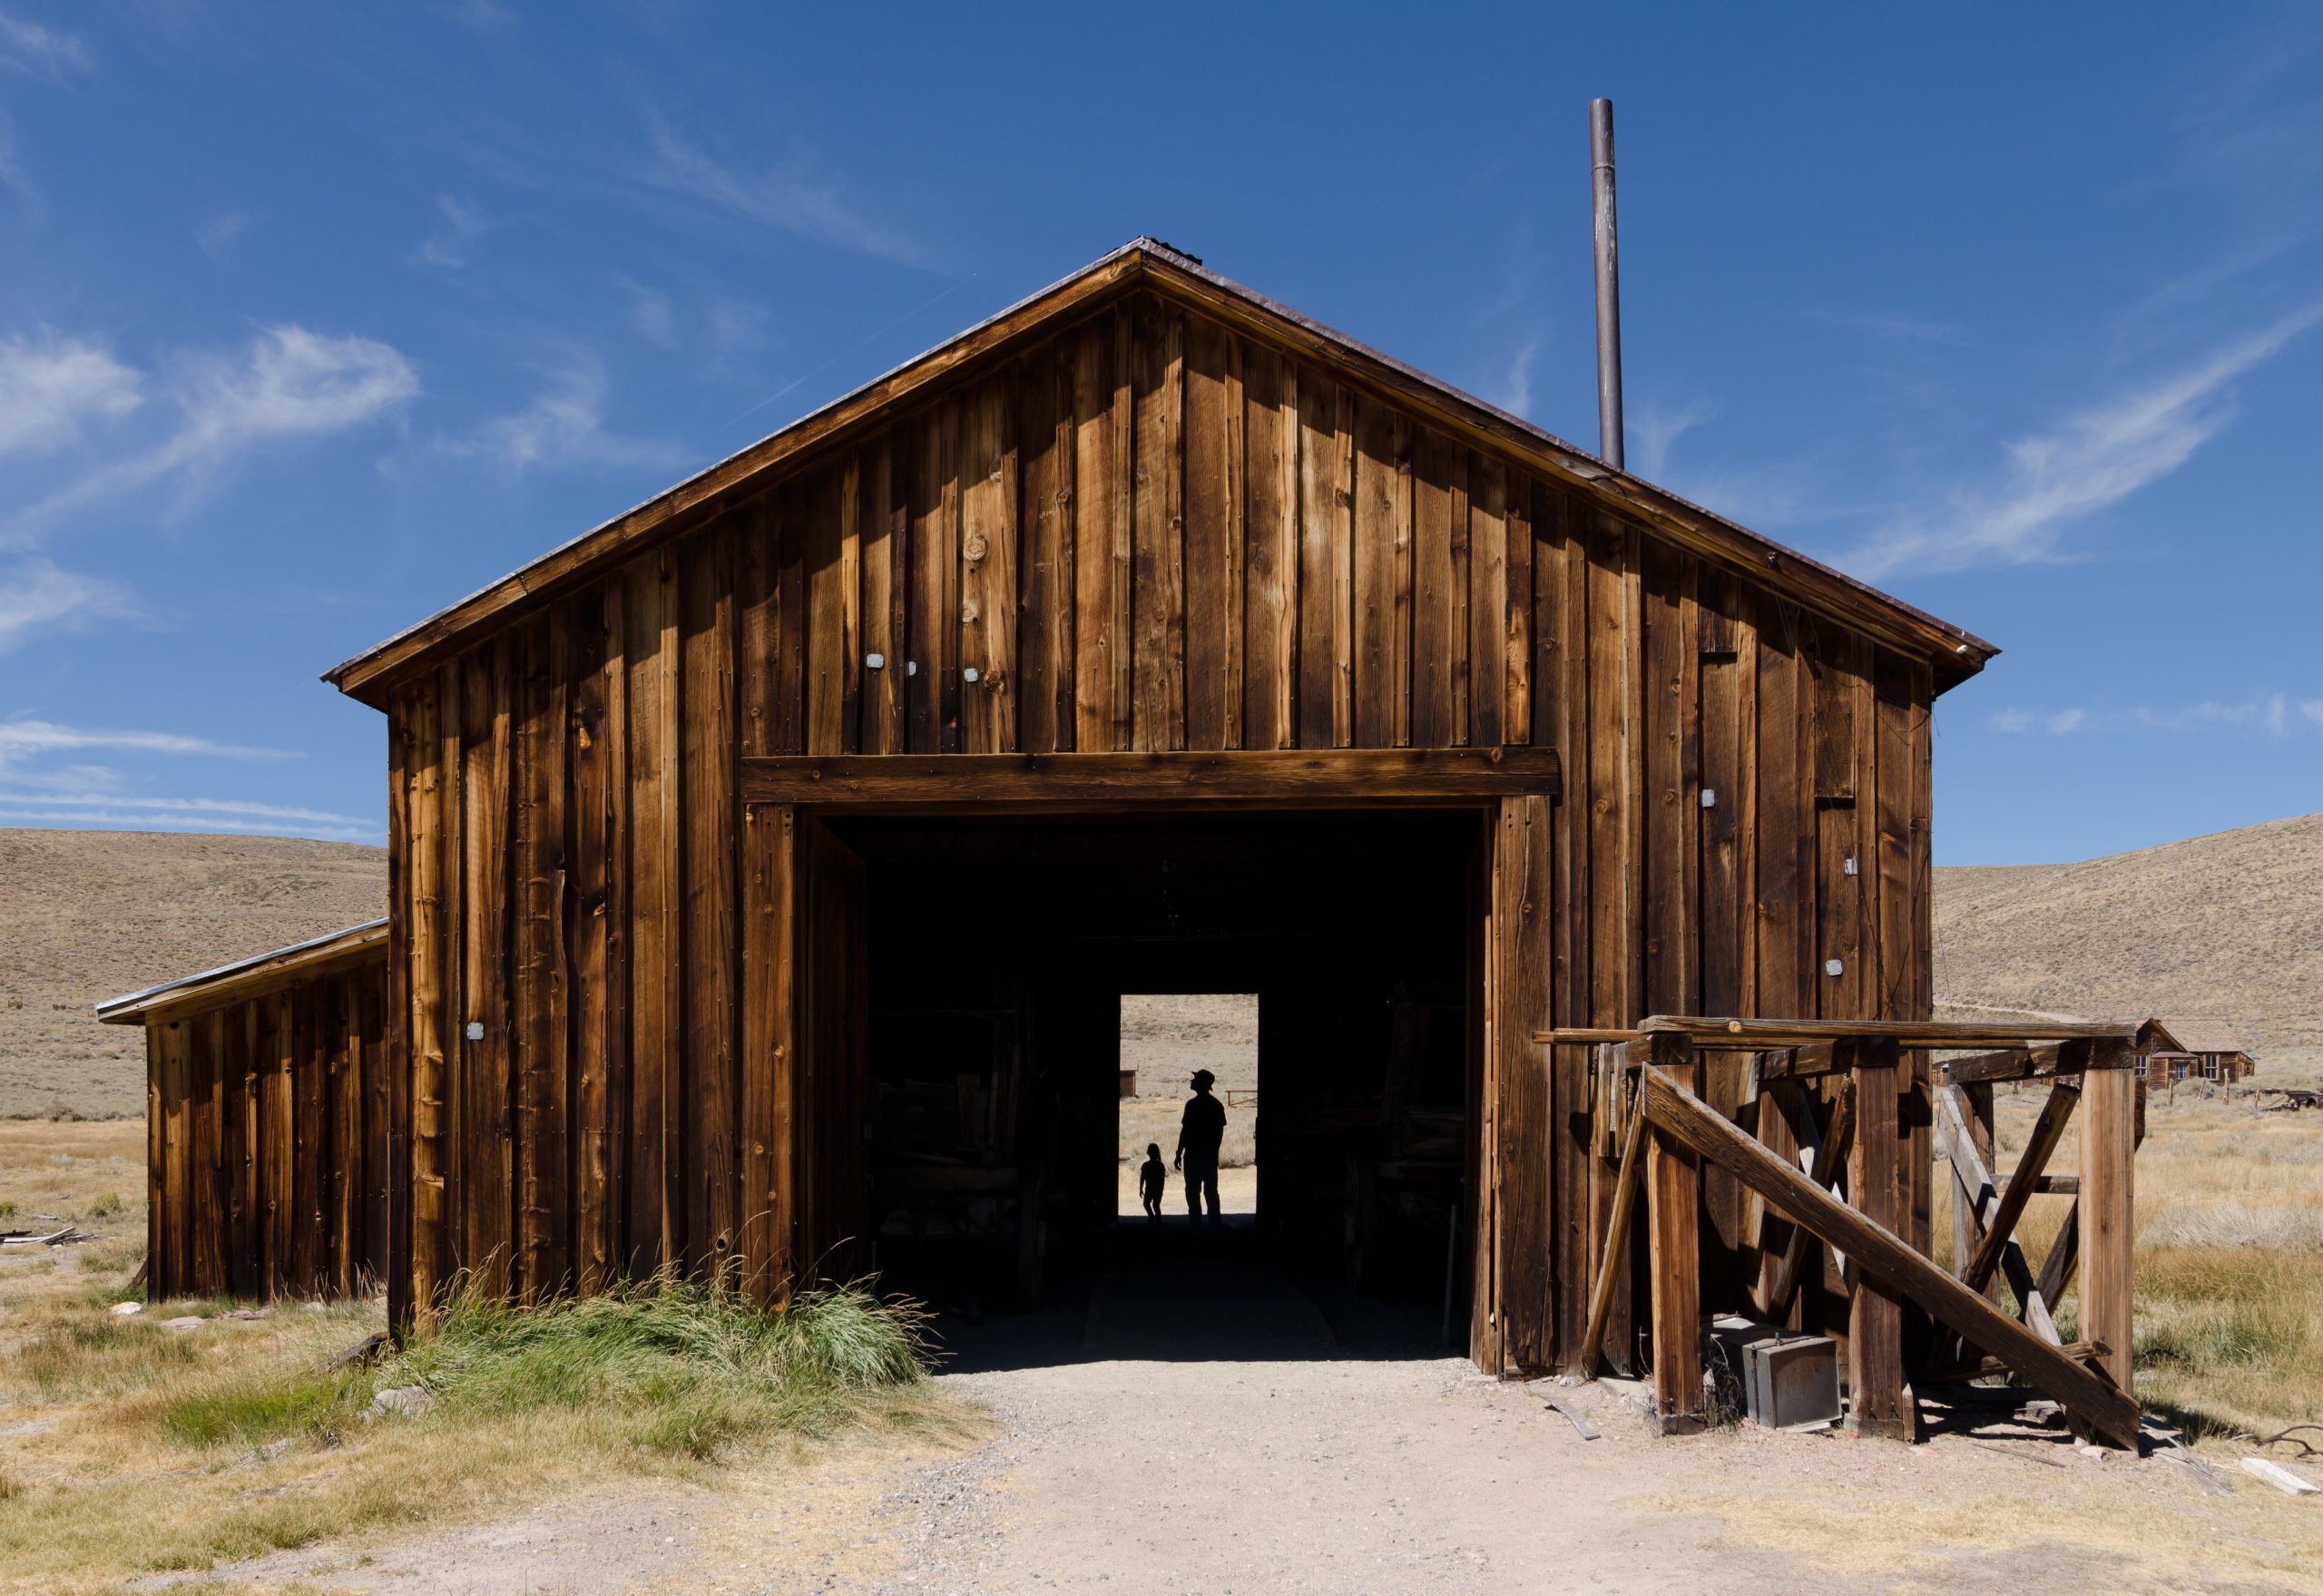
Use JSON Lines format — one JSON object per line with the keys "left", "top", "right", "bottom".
{"left": 1742, "top": 1334, "right": 1841, "bottom": 1431}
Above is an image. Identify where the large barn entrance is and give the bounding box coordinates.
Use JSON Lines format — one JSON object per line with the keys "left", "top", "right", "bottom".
{"left": 803, "top": 809, "right": 1484, "bottom": 1363}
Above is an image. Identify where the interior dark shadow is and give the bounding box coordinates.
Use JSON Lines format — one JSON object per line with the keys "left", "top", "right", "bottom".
{"left": 829, "top": 809, "right": 1481, "bottom": 1372}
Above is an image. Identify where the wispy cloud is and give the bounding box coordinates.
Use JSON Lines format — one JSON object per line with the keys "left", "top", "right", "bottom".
{"left": 434, "top": 0, "right": 516, "bottom": 34}
{"left": 1988, "top": 694, "right": 2323, "bottom": 738}
{"left": 1632, "top": 397, "right": 1720, "bottom": 482}
{"left": 415, "top": 194, "right": 490, "bottom": 268}
{"left": 14, "top": 324, "right": 417, "bottom": 534}
{"left": 0, "top": 720, "right": 367, "bottom": 840}
{"left": 1815, "top": 308, "right": 1964, "bottom": 346}
{"left": 0, "top": 559, "right": 136, "bottom": 651}
{"left": 0, "top": 330, "right": 142, "bottom": 454}
{"left": 0, "top": 716, "right": 293, "bottom": 771}
{"left": 1486, "top": 337, "right": 1541, "bottom": 420}
{"left": 0, "top": 11, "right": 92, "bottom": 78}
{"left": 618, "top": 276, "right": 677, "bottom": 348}
{"left": 195, "top": 209, "right": 254, "bottom": 262}
{"left": 1844, "top": 300, "right": 2323, "bottom": 579}
{"left": 0, "top": 791, "right": 377, "bottom": 842}
{"left": 706, "top": 299, "right": 768, "bottom": 375}
{"left": 456, "top": 343, "right": 687, "bottom": 474}
{"left": 639, "top": 110, "right": 929, "bottom": 269}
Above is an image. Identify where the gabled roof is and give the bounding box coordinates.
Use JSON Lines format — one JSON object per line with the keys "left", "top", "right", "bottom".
{"left": 95, "top": 919, "right": 388, "bottom": 1026}
{"left": 2139, "top": 1016, "right": 2253, "bottom": 1057}
{"left": 323, "top": 239, "right": 1998, "bottom": 708}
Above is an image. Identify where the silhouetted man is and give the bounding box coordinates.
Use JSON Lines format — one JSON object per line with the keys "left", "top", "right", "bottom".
{"left": 1174, "top": 1068, "right": 1227, "bottom": 1223}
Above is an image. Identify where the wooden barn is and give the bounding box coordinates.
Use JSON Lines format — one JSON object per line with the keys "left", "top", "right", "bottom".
{"left": 111, "top": 240, "right": 2150, "bottom": 1447}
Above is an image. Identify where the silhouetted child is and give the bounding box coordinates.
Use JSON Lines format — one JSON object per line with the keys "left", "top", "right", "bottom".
{"left": 1139, "top": 1142, "right": 1166, "bottom": 1222}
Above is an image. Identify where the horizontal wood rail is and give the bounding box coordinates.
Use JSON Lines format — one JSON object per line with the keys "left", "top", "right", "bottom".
{"left": 1543, "top": 1017, "right": 2138, "bottom": 1053}
{"left": 742, "top": 747, "right": 1561, "bottom": 808}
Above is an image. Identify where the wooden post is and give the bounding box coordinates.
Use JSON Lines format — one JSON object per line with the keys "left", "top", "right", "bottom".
{"left": 2079, "top": 1043, "right": 2136, "bottom": 1405}
{"left": 1847, "top": 1035, "right": 1909, "bottom": 1439}
{"left": 1644, "top": 1033, "right": 1704, "bottom": 1432}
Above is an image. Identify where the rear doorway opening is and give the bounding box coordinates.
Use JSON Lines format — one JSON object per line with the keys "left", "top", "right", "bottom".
{"left": 1117, "top": 994, "right": 1257, "bottom": 1226}
{"left": 827, "top": 809, "right": 1482, "bottom": 1368}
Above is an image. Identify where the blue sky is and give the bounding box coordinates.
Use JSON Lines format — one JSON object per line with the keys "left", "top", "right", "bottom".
{"left": 2, "top": 3, "right": 2318, "bottom": 866}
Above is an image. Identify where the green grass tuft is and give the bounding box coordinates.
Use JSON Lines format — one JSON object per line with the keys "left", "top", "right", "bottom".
{"left": 158, "top": 1369, "right": 370, "bottom": 1449}
{"left": 373, "top": 1271, "right": 934, "bottom": 1460}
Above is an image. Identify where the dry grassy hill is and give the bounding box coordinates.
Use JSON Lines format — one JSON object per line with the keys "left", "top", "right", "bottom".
{"left": 1934, "top": 811, "right": 2322, "bottom": 1074}
{"left": 0, "top": 829, "right": 385, "bottom": 1119}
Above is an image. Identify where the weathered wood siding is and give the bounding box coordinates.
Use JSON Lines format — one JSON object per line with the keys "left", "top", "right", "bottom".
{"left": 142, "top": 954, "right": 390, "bottom": 1300}
{"left": 379, "top": 287, "right": 1936, "bottom": 1370}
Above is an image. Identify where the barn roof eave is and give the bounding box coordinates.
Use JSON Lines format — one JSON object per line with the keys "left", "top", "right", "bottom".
{"left": 94, "top": 918, "right": 389, "bottom": 1025}
{"left": 320, "top": 239, "right": 1999, "bottom": 709}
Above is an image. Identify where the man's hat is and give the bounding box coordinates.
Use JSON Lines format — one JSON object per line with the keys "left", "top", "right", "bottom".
{"left": 1191, "top": 1069, "right": 1216, "bottom": 1088}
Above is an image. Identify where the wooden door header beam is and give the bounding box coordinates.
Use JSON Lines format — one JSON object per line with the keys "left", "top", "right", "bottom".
{"left": 741, "top": 747, "right": 1560, "bottom": 808}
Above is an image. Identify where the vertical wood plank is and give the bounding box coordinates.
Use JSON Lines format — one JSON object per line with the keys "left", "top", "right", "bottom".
{"left": 1646, "top": 1035, "right": 1704, "bottom": 1428}
{"left": 460, "top": 639, "right": 515, "bottom": 1297}
{"left": 1410, "top": 427, "right": 1462, "bottom": 747}
{"left": 2079, "top": 1050, "right": 2136, "bottom": 1403}
{"left": 566, "top": 587, "right": 614, "bottom": 1294}
{"left": 144, "top": 1026, "right": 166, "bottom": 1295}
{"left": 858, "top": 443, "right": 906, "bottom": 755}
{"left": 1071, "top": 311, "right": 1131, "bottom": 751}
{"left": 740, "top": 803, "right": 796, "bottom": 1304}
{"left": 961, "top": 376, "right": 1019, "bottom": 752}
{"left": 1466, "top": 454, "right": 1506, "bottom": 748}
{"left": 1131, "top": 299, "right": 1185, "bottom": 750}
{"left": 624, "top": 553, "right": 676, "bottom": 1275}
{"left": 1847, "top": 1036, "right": 1909, "bottom": 1438}
{"left": 805, "top": 464, "right": 852, "bottom": 756}
{"left": 405, "top": 675, "right": 446, "bottom": 1316}
{"left": 386, "top": 690, "right": 415, "bottom": 1322}
{"left": 1297, "top": 372, "right": 1353, "bottom": 749}
{"left": 1583, "top": 514, "right": 1638, "bottom": 1366}
{"left": 1351, "top": 395, "right": 1409, "bottom": 748}
{"left": 907, "top": 406, "right": 960, "bottom": 753}
{"left": 1017, "top": 346, "right": 1075, "bottom": 752}
{"left": 1493, "top": 793, "right": 1556, "bottom": 1366}
{"left": 682, "top": 530, "right": 740, "bottom": 1279}
{"left": 1182, "top": 315, "right": 1241, "bottom": 750}
{"left": 1240, "top": 346, "right": 1298, "bottom": 748}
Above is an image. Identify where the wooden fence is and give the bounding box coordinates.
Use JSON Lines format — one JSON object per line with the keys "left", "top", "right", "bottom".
{"left": 1561, "top": 1016, "right": 2142, "bottom": 1449}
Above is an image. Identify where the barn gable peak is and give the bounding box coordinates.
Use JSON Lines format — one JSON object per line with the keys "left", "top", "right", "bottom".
{"left": 323, "top": 239, "right": 1995, "bottom": 706}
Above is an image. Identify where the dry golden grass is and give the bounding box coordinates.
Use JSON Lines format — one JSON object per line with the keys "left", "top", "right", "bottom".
{"left": 1966, "top": 1081, "right": 2323, "bottom": 1450}
{"left": 0, "top": 1124, "right": 968, "bottom": 1596}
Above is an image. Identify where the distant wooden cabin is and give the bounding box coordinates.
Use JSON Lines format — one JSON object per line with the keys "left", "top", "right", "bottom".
{"left": 2137, "top": 1017, "right": 2256, "bottom": 1086}
{"left": 95, "top": 921, "right": 391, "bottom": 1299}
{"left": 120, "top": 240, "right": 2008, "bottom": 1384}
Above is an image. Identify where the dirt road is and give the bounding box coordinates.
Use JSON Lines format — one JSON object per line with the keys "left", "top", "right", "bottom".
{"left": 186, "top": 1246, "right": 2318, "bottom": 1595}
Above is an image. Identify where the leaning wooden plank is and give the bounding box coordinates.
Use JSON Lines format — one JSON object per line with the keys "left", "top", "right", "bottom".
{"left": 1933, "top": 1085, "right": 2063, "bottom": 1345}
{"left": 1961, "top": 1072, "right": 2082, "bottom": 1296}
{"left": 1580, "top": 1068, "right": 1648, "bottom": 1374}
{"left": 1638, "top": 1065, "right": 2141, "bottom": 1448}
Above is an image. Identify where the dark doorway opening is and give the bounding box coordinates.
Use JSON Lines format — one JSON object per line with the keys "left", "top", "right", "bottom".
{"left": 828, "top": 809, "right": 1481, "bottom": 1366}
